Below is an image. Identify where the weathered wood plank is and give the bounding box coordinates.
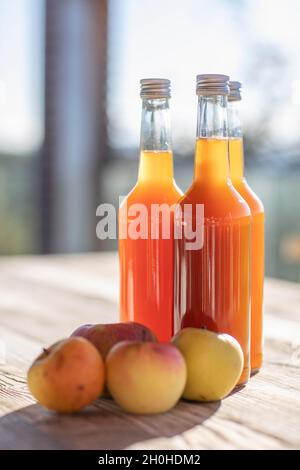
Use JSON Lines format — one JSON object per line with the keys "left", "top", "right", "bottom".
{"left": 0, "top": 253, "right": 300, "bottom": 450}
{"left": 0, "top": 348, "right": 299, "bottom": 450}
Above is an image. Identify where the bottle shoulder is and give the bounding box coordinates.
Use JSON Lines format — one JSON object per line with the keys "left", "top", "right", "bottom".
{"left": 119, "top": 182, "right": 139, "bottom": 208}
{"left": 179, "top": 180, "right": 251, "bottom": 221}
{"left": 120, "top": 180, "right": 182, "bottom": 208}
{"left": 234, "top": 179, "right": 264, "bottom": 214}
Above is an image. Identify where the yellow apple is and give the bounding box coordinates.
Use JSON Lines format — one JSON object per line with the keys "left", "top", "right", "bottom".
{"left": 172, "top": 328, "right": 243, "bottom": 401}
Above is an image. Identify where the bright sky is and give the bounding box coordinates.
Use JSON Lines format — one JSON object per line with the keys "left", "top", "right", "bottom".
{"left": 0, "top": 0, "right": 299, "bottom": 156}
{"left": 0, "top": 0, "right": 44, "bottom": 155}
{"left": 108, "top": 0, "right": 300, "bottom": 154}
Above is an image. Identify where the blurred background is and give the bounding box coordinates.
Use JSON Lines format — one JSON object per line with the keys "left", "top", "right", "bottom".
{"left": 0, "top": 0, "right": 299, "bottom": 282}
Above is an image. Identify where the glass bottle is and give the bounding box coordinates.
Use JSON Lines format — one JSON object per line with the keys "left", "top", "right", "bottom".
{"left": 174, "top": 74, "right": 251, "bottom": 384}
{"left": 119, "top": 79, "right": 182, "bottom": 341}
{"left": 228, "top": 81, "right": 264, "bottom": 373}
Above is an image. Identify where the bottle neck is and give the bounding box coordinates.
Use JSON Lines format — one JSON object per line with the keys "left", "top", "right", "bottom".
{"left": 138, "top": 98, "right": 174, "bottom": 183}
{"left": 140, "top": 98, "right": 172, "bottom": 152}
{"left": 228, "top": 100, "right": 244, "bottom": 183}
{"left": 228, "top": 100, "right": 243, "bottom": 138}
{"left": 196, "top": 95, "right": 228, "bottom": 138}
{"left": 194, "top": 95, "right": 230, "bottom": 184}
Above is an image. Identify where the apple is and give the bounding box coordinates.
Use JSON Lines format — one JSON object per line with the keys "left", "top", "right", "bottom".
{"left": 27, "top": 337, "right": 105, "bottom": 413}
{"left": 106, "top": 341, "right": 187, "bottom": 414}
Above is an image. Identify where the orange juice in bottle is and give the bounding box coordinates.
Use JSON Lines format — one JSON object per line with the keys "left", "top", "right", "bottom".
{"left": 119, "top": 79, "right": 182, "bottom": 341}
{"left": 174, "top": 74, "right": 251, "bottom": 385}
{"left": 228, "top": 81, "right": 264, "bottom": 373}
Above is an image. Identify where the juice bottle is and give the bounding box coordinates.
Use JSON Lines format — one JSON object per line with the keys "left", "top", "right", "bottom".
{"left": 228, "top": 81, "right": 264, "bottom": 373}
{"left": 119, "top": 79, "right": 182, "bottom": 341}
{"left": 174, "top": 74, "right": 251, "bottom": 384}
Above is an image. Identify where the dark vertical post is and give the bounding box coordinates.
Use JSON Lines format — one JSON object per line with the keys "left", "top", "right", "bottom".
{"left": 42, "top": 0, "right": 108, "bottom": 253}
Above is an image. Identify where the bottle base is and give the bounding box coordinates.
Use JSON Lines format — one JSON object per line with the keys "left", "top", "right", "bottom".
{"left": 233, "top": 383, "right": 246, "bottom": 393}
{"left": 251, "top": 353, "right": 263, "bottom": 374}
{"left": 236, "top": 366, "right": 250, "bottom": 387}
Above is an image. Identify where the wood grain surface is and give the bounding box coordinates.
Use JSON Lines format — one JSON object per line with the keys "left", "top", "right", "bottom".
{"left": 0, "top": 253, "right": 299, "bottom": 450}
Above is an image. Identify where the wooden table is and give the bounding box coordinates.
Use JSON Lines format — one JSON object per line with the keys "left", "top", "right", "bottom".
{"left": 0, "top": 253, "right": 300, "bottom": 450}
